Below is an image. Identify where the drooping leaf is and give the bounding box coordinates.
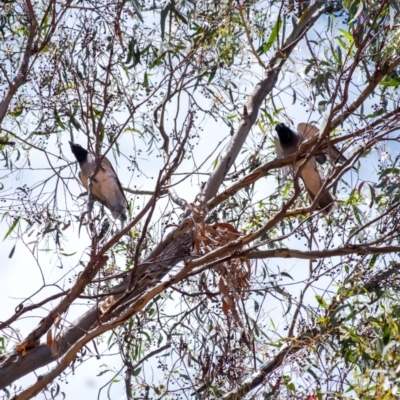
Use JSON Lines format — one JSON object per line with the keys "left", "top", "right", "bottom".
{"left": 257, "top": 17, "right": 281, "bottom": 55}
{"left": 4, "top": 218, "right": 19, "bottom": 240}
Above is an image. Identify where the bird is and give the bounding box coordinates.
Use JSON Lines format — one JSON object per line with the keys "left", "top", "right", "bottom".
{"left": 69, "top": 142, "right": 128, "bottom": 221}
{"left": 275, "top": 123, "right": 334, "bottom": 213}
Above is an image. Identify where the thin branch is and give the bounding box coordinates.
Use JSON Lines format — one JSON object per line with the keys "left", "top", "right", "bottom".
{"left": 245, "top": 245, "right": 400, "bottom": 260}
{"left": 122, "top": 187, "right": 167, "bottom": 196}
{"left": 0, "top": 0, "right": 37, "bottom": 125}
{"left": 0, "top": 291, "right": 67, "bottom": 331}
{"left": 237, "top": 3, "right": 267, "bottom": 70}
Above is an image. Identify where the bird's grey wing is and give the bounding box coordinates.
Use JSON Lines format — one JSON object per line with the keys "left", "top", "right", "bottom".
{"left": 327, "top": 142, "right": 348, "bottom": 165}
{"left": 99, "top": 158, "right": 128, "bottom": 220}
{"left": 297, "top": 122, "right": 327, "bottom": 165}
{"left": 298, "top": 122, "right": 348, "bottom": 166}
{"left": 296, "top": 158, "right": 333, "bottom": 213}
{"left": 102, "top": 157, "right": 128, "bottom": 203}
{"left": 297, "top": 122, "right": 319, "bottom": 140}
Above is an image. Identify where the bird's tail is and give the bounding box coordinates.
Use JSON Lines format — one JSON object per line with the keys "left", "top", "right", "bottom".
{"left": 110, "top": 206, "right": 127, "bottom": 222}
{"left": 318, "top": 191, "right": 334, "bottom": 214}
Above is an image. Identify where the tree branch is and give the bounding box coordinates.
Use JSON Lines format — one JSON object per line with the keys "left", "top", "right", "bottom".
{"left": 246, "top": 245, "right": 400, "bottom": 260}
{"left": 0, "top": 0, "right": 37, "bottom": 125}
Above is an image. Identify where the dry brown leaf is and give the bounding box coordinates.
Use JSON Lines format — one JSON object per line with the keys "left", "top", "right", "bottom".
{"left": 126, "top": 9, "right": 136, "bottom": 19}
{"left": 54, "top": 313, "right": 61, "bottom": 328}
{"left": 15, "top": 343, "right": 27, "bottom": 356}
{"left": 222, "top": 299, "right": 229, "bottom": 315}
{"left": 46, "top": 329, "right": 53, "bottom": 348}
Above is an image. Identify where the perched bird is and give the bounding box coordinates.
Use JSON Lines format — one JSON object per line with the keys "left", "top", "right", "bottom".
{"left": 69, "top": 142, "right": 127, "bottom": 221}
{"left": 275, "top": 123, "right": 334, "bottom": 213}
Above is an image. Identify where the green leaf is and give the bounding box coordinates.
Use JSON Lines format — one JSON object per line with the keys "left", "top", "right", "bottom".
{"left": 9, "top": 244, "right": 16, "bottom": 258}
{"left": 368, "top": 184, "right": 375, "bottom": 207}
{"left": 172, "top": 7, "right": 187, "bottom": 25}
{"left": 161, "top": 3, "right": 172, "bottom": 40}
{"left": 129, "top": 0, "right": 143, "bottom": 22}
{"left": 212, "top": 157, "right": 219, "bottom": 169}
{"left": 207, "top": 69, "right": 216, "bottom": 83}
{"left": 69, "top": 115, "right": 81, "bottom": 130}
{"left": 281, "top": 271, "right": 293, "bottom": 280}
{"left": 254, "top": 300, "right": 259, "bottom": 312}
{"left": 348, "top": 1, "right": 364, "bottom": 24}
{"left": 192, "top": 383, "right": 207, "bottom": 395}
{"left": 96, "top": 370, "right": 110, "bottom": 377}
{"left": 287, "top": 382, "right": 296, "bottom": 391}
{"left": 338, "top": 29, "right": 354, "bottom": 45}
{"left": 4, "top": 218, "right": 19, "bottom": 240}
{"left": 54, "top": 108, "right": 66, "bottom": 130}
{"left": 257, "top": 17, "right": 281, "bottom": 55}
{"left": 379, "top": 78, "right": 400, "bottom": 87}
{"left": 315, "top": 295, "right": 328, "bottom": 309}
{"left": 368, "top": 254, "right": 378, "bottom": 269}
{"left": 132, "top": 367, "right": 141, "bottom": 376}
{"left": 337, "top": 36, "right": 348, "bottom": 51}
{"left": 282, "top": 181, "right": 292, "bottom": 197}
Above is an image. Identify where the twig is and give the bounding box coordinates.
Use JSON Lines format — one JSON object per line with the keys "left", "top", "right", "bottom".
{"left": 0, "top": 0, "right": 37, "bottom": 125}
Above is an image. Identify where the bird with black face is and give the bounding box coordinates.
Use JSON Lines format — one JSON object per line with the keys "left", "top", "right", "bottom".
{"left": 275, "top": 123, "right": 334, "bottom": 213}
{"left": 69, "top": 142, "right": 127, "bottom": 222}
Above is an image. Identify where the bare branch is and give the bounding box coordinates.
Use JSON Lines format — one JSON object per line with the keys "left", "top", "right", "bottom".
{"left": 0, "top": 0, "right": 37, "bottom": 125}
{"left": 246, "top": 245, "right": 400, "bottom": 260}
{"left": 122, "top": 187, "right": 167, "bottom": 196}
